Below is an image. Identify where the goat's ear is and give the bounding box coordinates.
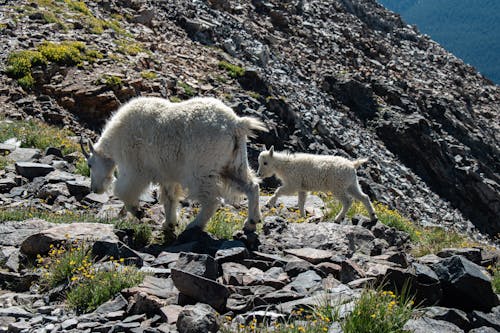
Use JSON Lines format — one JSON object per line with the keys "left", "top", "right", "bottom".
{"left": 269, "top": 145, "right": 274, "bottom": 157}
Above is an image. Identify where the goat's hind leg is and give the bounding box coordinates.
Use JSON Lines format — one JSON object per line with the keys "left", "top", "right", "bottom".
{"left": 186, "top": 179, "right": 220, "bottom": 230}
{"left": 333, "top": 192, "right": 353, "bottom": 224}
{"left": 223, "top": 169, "right": 262, "bottom": 232}
{"left": 347, "top": 182, "right": 377, "bottom": 221}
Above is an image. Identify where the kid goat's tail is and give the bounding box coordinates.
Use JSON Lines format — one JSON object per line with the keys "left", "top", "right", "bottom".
{"left": 352, "top": 158, "right": 369, "bottom": 169}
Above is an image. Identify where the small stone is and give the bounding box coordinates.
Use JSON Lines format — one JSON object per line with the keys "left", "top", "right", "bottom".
{"left": 174, "top": 252, "right": 218, "bottom": 280}
{"left": 339, "top": 259, "right": 366, "bottom": 283}
{"left": 284, "top": 247, "right": 333, "bottom": 264}
{"left": 61, "top": 318, "right": 78, "bottom": 330}
{"left": 160, "top": 305, "right": 183, "bottom": 324}
{"left": 7, "top": 320, "right": 31, "bottom": 333}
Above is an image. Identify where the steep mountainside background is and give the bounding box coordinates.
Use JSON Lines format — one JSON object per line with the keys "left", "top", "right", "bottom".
{"left": 0, "top": 0, "right": 499, "bottom": 240}
{"left": 378, "top": 0, "right": 500, "bottom": 84}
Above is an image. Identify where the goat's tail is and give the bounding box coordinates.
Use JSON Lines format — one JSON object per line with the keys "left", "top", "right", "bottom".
{"left": 236, "top": 116, "right": 268, "bottom": 138}
{"left": 352, "top": 158, "right": 369, "bottom": 169}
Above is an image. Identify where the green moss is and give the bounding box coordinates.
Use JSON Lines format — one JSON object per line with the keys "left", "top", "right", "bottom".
{"left": 169, "top": 96, "right": 182, "bottom": 103}
{"left": 218, "top": 61, "right": 245, "bottom": 78}
{"left": 6, "top": 41, "right": 102, "bottom": 89}
{"left": 97, "top": 74, "right": 123, "bottom": 89}
{"left": 178, "top": 81, "right": 195, "bottom": 97}
{"left": 64, "top": 0, "right": 91, "bottom": 16}
{"left": 140, "top": 70, "right": 157, "bottom": 80}
{"left": 0, "top": 156, "right": 10, "bottom": 170}
{"left": 116, "top": 39, "right": 143, "bottom": 55}
{"left": 6, "top": 50, "right": 46, "bottom": 88}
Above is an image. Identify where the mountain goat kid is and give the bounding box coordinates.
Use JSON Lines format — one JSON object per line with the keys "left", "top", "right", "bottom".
{"left": 257, "top": 146, "right": 377, "bottom": 223}
{"left": 81, "top": 96, "right": 266, "bottom": 239}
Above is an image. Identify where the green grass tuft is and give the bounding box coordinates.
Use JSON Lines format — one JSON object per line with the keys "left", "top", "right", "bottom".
{"left": 220, "top": 284, "right": 415, "bottom": 333}
{"left": 38, "top": 241, "right": 91, "bottom": 289}
{"left": 324, "top": 195, "right": 477, "bottom": 257}
{"left": 66, "top": 264, "right": 144, "bottom": 313}
{"left": 340, "top": 286, "right": 414, "bottom": 333}
{"left": 177, "top": 81, "right": 195, "bottom": 97}
{"left": 114, "top": 219, "right": 153, "bottom": 248}
{"left": 491, "top": 264, "right": 500, "bottom": 294}
{"left": 218, "top": 61, "right": 245, "bottom": 78}
{"left": 206, "top": 208, "right": 246, "bottom": 239}
{"left": 169, "top": 96, "right": 182, "bottom": 103}
{"left": 75, "top": 157, "right": 90, "bottom": 176}
{"left": 36, "top": 239, "right": 144, "bottom": 313}
{"left": 0, "top": 207, "right": 120, "bottom": 225}
{"left": 0, "top": 119, "right": 78, "bottom": 155}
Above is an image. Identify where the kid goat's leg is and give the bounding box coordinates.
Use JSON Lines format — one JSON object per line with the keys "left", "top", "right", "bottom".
{"left": 347, "top": 182, "right": 377, "bottom": 221}
{"left": 298, "top": 191, "right": 307, "bottom": 217}
{"left": 333, "top": 192, "right": 353, "bottom": 223}
{"left": 267, "top": 185, "right": 294, "bottom": 207}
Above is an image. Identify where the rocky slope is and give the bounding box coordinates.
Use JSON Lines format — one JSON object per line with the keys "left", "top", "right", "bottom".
{"left": 0, "top": 0, "right": 498, "bottom": 239}
{"left": 0, "top": 1, "right": 500, "bottom": 332}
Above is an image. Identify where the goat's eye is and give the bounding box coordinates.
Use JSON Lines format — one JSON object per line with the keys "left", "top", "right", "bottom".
{"left": 263, "top": 162, "right": 268, "bottom": 166}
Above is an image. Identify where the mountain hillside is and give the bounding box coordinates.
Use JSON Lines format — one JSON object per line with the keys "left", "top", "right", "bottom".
{"left": 0, "top": 1, "right": 499, "bottom": 332}
{"left": 378, "top": 0, "right": 500, "bottom": 84}
{"left": 0, "top": 0, "right": 499, "bottom": 237}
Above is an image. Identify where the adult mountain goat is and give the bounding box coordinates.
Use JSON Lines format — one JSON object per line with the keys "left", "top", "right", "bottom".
{"left": 81, "top": 96, "right": 266, "bottom": 239}
{"left": 257, "top": 146, "right": 377, "bottom": 223}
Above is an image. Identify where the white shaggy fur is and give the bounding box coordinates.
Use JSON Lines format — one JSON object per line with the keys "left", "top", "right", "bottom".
{"left": 83, "top": 96, "right": 266, "bottom": 236}
{"left": 257, "top": 146, "right": 377, "bottom": 222}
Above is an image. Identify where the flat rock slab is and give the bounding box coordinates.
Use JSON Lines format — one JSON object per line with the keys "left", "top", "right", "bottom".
{"left": 15, "top": 162, "right": 53, "bottom": 179}
{"left": 20, "top": 223, "right": 118, "bottom": 256}
{"left": 284, "top": 247, "right": 334, "bottom": 264}
{"left": 123, "top": 276, "right": 179, "bottom": 300}
{"left": 260, "top": 219, "right": 375, "bottom": 257}
{"left": 0, "top": 219, "right": 56, "bottom": 247}
{"left": 171, "top": 268, "right": 229, "bottom": 312}
{"left": 8, "top": 148, "right": 41, "bottom": 162}
{"left": 403, "top": 317, "right": 464, "bottom": 333}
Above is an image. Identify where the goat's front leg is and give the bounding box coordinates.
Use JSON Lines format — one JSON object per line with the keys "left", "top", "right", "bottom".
{"left": 160, "top": 184, "right": 180, "bottom": 242}
{"left": 266, "top": 185, "right": 293, "bottom": 207}
{"left": 114, "top": 174, "right": 148, "bottom": 219}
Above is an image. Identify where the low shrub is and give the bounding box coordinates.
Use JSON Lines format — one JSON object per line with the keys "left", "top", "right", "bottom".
{"left": 6, "top": 41, "right": 102, "bottom": 89}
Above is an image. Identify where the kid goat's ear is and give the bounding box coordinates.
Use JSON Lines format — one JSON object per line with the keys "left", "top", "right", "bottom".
{"left": 269, "top": 145, "right": 274, "bottom": 157}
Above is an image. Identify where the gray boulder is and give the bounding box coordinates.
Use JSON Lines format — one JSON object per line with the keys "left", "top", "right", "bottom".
{"left": 176, "top": 303, "right": 218, "bottom": 333}
{"left": 432, "top": 256, "right": 498, "bottom": 311}
{"left": 403, "top": 317, "right": 464, "bottom": 333}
